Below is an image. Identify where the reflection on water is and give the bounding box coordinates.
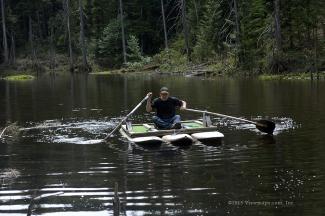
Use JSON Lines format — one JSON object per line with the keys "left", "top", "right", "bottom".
{"left": 0, "top": 75, "right": 324, "bottom": 215}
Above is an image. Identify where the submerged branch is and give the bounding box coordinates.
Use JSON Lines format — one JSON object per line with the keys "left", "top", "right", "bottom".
{"left": 0, "top": 127, "right": 8, "bottom": 138}
{"left": 27, "top": 192, "right": 64, "bottom": 216}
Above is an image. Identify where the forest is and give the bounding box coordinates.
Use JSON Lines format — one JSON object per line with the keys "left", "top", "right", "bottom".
{"left": 0, "top": 0, "right": 324, "bottom": 75}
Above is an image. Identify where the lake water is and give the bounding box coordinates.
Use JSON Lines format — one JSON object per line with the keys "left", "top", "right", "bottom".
{"left": 0, "top": 73, "right": 324, "bottom": 215}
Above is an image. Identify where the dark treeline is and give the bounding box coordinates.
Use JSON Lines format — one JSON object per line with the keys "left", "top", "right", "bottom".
{"left": 0, "top": 0, "right": 324, "bottom": 74}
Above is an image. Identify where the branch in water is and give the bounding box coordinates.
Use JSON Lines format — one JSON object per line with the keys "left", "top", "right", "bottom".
{"left": 0, "top": 127, "right": 8, "bottom": 138}
{"left": 27, "top": 192, "right": 64, "bottom": 216}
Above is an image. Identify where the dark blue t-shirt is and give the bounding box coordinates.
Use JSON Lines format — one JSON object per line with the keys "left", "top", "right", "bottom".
{"left": 151, "top": 97, "right": 183, "bottom": 119}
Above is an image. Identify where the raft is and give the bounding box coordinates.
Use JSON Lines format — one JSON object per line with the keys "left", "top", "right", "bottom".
{"left": 119, "top": 120, "right": 224, "bottom": 146}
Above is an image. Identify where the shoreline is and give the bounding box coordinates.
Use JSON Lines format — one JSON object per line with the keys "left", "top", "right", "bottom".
{"left": 1, "top": 57, "right": 324, "bottom": 81}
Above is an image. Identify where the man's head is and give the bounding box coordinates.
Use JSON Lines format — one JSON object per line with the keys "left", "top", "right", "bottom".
{"left": 159, "top": 87, "right": 169, "bottom": 101}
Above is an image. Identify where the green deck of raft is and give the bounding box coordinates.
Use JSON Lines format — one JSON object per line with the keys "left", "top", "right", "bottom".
{"left": 121, "top": 120, "right": 220, "bottom": 138}
{"left": 131, "top": 121, "right": 202, "bottom": 133}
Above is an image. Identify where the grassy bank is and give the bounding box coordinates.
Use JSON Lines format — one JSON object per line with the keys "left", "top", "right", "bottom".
{"left": 2, "top": 75, "right": 35, "bottom": 81}
{"left": 1, "top": 52, "right": 324, "bottom": 81}
{"left": 258, "top": 72, "right": 325, "bottom": 80}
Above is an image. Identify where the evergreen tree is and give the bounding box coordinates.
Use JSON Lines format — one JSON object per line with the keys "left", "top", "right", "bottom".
{"left": 192, "top": 0, "right": 223, "bottom": 61}
{"left": 240, "top": 0, "right": 268, "bottom": 70}
{"left": 127, "top": 35, "right": 142, "bottom": 62}
{"left": 97, "top": 18, "right": 123, "bottom": 67}
{"left": 0, "top": 0, "right": 323, "bottom": 72}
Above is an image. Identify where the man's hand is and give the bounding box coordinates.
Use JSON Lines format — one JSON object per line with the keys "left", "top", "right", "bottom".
{"left": 146, "top": 92, "right": 153, "bottom": 112}
{"left": 180, "top": 100, "right": 187, "bottom": 110}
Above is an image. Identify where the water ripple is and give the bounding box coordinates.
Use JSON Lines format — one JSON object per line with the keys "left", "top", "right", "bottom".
{"left": 21, "top": 118, "right": 114, "bottom": 144}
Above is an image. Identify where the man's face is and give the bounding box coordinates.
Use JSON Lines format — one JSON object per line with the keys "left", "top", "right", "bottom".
{"left": 160, "top": 91, "right": 169, "bottom": 101}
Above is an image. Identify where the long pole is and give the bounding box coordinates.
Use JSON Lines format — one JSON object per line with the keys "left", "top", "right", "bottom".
{"left": 185, "top": 108, "right": 257, "bottom": 125}
{"left": 184, "top": 108, "right": 275, "bottom": 134}
{"left": 104, "top": 95, "right": 149, "bottom": 140}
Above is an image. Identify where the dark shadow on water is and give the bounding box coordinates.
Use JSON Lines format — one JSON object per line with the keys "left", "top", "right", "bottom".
{"left": 199, "top": 139, "right": 223, "bottom": 146}
{"left": 135, "top": 142, "right": 162, "bottom": 150}
{"left": 175, "top": 144, "right": 193, "bottom": 150}
{"left": 257, "top": 134, "right": 276, "bottom": 145}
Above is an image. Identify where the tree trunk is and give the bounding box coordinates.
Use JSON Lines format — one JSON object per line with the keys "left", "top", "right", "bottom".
{"left": 1, "top": 0, "right": 8, "bottom": 63}
{"left": 181, "top": 0, "right": 190, "bottom": 60}
{"left": 119, "top": 0, "right": 127, "bottom": 64}
{"left": 29, "top": 15, "right": 41, "bottom": 75}
{"left": 36, "top": 11, "right": 43, "bottom": 40}
{"left": 29, "top": 16, "right": 36, "bottom": 62}
{"left": 79, "top": 0, "right": 88, "bottom": 70}
{"left": 274, "top": 0, "right": 282, "bottom": 51}
{"left": 233, "top": 0, "right": 241, "bottom": 63}
{"left": 160, "top": 0, "right": 168, "bottom": 49}
{"left": 140, "top": 6, "right": 144, "bottom": 55}
{"left": 49, "top": 26, "right": 56, "bottom": 72}
{"left": 192, "top": 0, "right": 199, "bottom": 26}
{"left": 65, "top": 0, "right": 74, "bottom": 72}
{"left": 313, "top": 25, "right": 318, "bottom": 80}
{"left": 10, "top": 32, "right": 15, "bottom": 64}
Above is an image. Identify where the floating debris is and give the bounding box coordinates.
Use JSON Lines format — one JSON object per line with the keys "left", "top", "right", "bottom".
{"left": 0, "top": 127, "right": 8, "bottom": 138}
{"left": 0, "top": 122, "right": 21, "bottom": 140}
{"left": 27, "top": 191, "right": 64, "bottom": 216}
{"left": 1, "top": 168, "right": 20, "bottom": 187}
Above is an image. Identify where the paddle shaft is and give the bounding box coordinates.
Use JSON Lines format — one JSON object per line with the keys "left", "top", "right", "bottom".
{"left": 184, "top": 108, "right": 263, "bottom": 126}
{"left": 104, "top": 95, "right": 149, "bottom": 140}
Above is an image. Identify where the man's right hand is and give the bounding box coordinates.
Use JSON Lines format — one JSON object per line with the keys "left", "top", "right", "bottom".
{"left": 146, "top": 92, "right": 153, "bottom": 112}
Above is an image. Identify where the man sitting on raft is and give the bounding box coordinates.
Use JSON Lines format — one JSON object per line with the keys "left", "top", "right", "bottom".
{"left": 146, "top": 87, "right": 187, "bottom": 129}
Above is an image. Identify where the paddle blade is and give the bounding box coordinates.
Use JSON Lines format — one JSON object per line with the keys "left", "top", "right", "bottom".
{"left": 256, "top": 120, "right": 276, "bottom": 134}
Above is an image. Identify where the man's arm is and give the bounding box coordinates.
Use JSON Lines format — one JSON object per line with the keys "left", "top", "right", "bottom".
{"left": 146, "top": 92, "right": 153, "bottom": 112}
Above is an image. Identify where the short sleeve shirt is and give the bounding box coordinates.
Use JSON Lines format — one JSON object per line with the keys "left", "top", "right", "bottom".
{"left": 151, "top": 97, "right": 183, "bottom": 119}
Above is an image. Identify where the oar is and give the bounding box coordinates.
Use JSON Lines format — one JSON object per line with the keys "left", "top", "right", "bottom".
{"left": 104, "top": 95, "right": 149, "bottom": 140}
{"left": 184, "top": 108, "right": 276, "bottom": 134}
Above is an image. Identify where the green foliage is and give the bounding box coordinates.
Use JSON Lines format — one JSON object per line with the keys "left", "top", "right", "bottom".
{"left": 125, "top": 56, "right": 152, "bottom": 70}
{"left": 208, "top": 56, "right": 237, "bottom": 75}
{"left": 153, "top": 49, "right": 188, "bottom": 72}
{"left": 192, "top": 0, "right": 223, "bottom": 62}
{"left": 96, "top": 19, "right": 123, "bottom": 67}
{"left": 1, "top": 0, "right": 324, "bottom": 74}
{"left": 125, "top": 35, "right": 153, "bottom": 70}
{"left": 240, "top": 0, "right": 268, "bottom": 70}
{"left": 127, "top": 35, "right": 142, "bottom": 62}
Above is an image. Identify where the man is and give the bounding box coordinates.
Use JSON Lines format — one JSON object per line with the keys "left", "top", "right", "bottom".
{"left": 146, "top": 87, "right": 187, "bottom": 129}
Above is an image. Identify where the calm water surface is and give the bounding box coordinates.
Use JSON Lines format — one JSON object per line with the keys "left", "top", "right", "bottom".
{"left": 0, "top": 74, "right": 324, "bottom": 215}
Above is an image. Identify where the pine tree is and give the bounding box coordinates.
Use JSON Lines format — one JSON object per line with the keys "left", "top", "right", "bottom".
{"left": 127, "top": 35, "right": 142, "bottom": 62}
{"left": 240, "top": 0, "right": 268, "bottom": 69}
{"left": 192, "top": 0, "right": 222, "bottom": 61}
